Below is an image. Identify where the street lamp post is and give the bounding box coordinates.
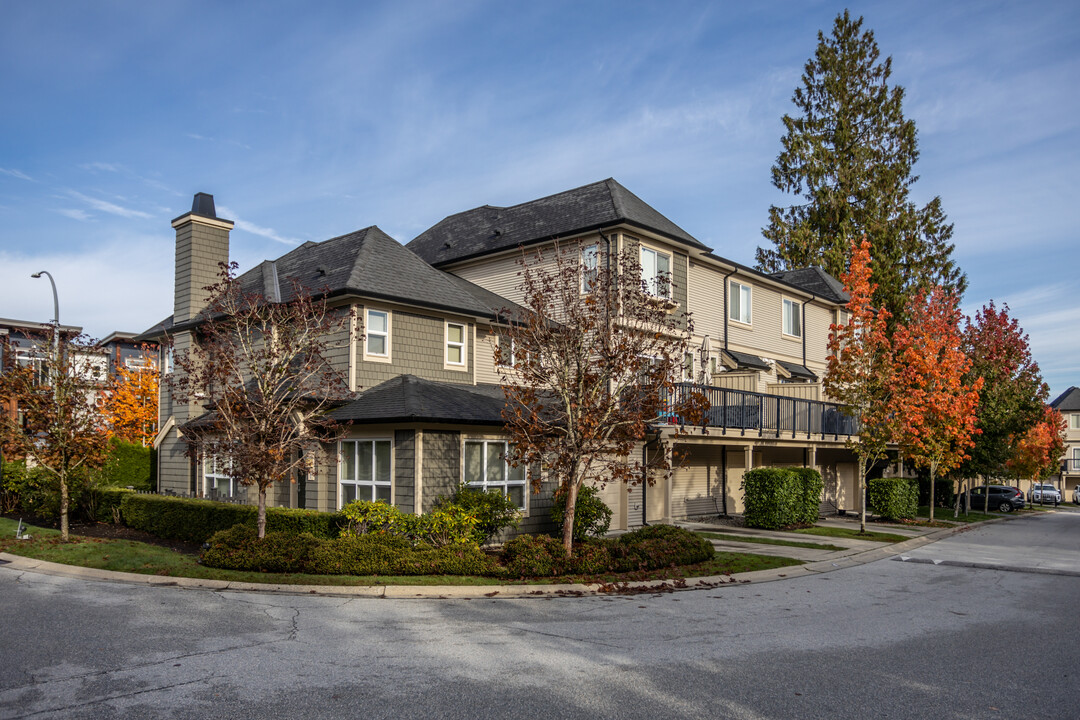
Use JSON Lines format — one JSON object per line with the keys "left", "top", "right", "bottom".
{"left": 30, "top": 271, "right": 60, "bottom": 376}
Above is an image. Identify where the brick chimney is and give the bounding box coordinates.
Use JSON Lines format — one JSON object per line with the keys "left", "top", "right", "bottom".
{"left": 172, "top": 193, "right": 233, "bottom": 324}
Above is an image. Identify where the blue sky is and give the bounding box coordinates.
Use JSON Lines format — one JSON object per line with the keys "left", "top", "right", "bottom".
{"left": 1, "top": 1, "right": 1077, "bottom": 399}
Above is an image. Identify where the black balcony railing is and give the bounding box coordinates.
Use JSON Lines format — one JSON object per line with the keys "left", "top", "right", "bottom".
{"left": 662, "top": 383, "right": 859, "bottom": 439}
{"left": 1062, "top": 459, "right": 1080, "bottom": 473}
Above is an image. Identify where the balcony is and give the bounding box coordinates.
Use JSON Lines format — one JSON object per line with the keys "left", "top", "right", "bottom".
{"left": 1062, "top": 459, "right": 1080, "bottom": 474}
{"left": 662, "top": 383, "right": 859, "bottom": 439}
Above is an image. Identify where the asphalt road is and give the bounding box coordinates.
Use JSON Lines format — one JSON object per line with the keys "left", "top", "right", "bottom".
{"left": 1, "top": 512, "right": 1078, "bottom": 720}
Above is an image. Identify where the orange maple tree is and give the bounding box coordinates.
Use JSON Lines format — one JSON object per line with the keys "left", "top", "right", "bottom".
{"left": 824, "top": 237, "right": 895, "bottom": 532}
{"left": 1007, "top": 406, "right": 1067, "bottom": 489}
{"left": 103, "top": 346, "right": 159, "bottom": 445}
{"left": 892, "top": 287, "right": 983, "bottom": 520}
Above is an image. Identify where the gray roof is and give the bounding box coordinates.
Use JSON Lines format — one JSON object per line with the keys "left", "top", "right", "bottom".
{"left": 1050, "top": 386, "right": 1080, "bottom": 412}
{"left": 328, "top": 375, "right": 509, "bottom": 425}
{"left": 138, "top": 226, "right": 522, "bottom": 339}
{"left": 407, "top": 178, "right": 709, "bottom": 267}
{"left": 722, "top": 349, "right": 771, "bottom": 371}
{"left": 768, "top": 267, "right": 849, "bottom": 304}
{"left": 777, "top": 360, "right": 818, "bottom": 381}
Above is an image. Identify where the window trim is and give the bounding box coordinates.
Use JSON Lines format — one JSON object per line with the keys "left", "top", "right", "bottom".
{"left": 496, "top": 334, "right": 514, "bottom": 369}
{"left": 445, "top": 321, "right": 467, "bottom": 369}
{"left": 682, "top": 352, "right": 694, "bottom": 382}
{"left": 204, "top": 455, "right": 237, "bottom": 498}
{"left": 462, "top": 438, "right": 527, "bottom": 511}
{"left": 729, "top": 281, "right": 752, "bottom": 326}
{"left": 364, "top": 308, "right": 391, "bottom": 363}
{"left": 338, "top": 437, "right": 394, "bottom": 508}
{"left": 782, "top": 297, "right": 802, "bottom": 339}
{"left": 581, "top": 243, "right": 599, "bottom": 294}
{"left": 639, "top": 244, "right": 672, "bottom": 300}
{"left": 1070, "top": 414, "right": 1080, "bottom": 431}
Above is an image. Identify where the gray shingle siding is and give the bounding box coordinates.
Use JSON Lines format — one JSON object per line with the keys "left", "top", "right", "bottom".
{"left": 354, "top": 309, "right": 474, "bottom": 389}
{"left": 421, "top": 431, "right": 461, "bottom": 512}
{"left": 394, "top": 429, "right": 416, "bottom": 514}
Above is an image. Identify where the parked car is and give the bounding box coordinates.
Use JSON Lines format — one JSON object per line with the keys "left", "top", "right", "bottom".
{"left": 961, "top": 485, "right": 1026, "bottom": 513}
{"left": 1028, "top": 483, "right": 1061, "bottom": 506}
{"left": 1072, "top": 486, "right": 1079, "bottom": 505}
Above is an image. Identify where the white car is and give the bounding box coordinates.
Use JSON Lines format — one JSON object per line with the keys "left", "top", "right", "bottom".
{"left": 1029, "top": 483, "right": 1061, "bottom": 505}
{"left": 1073, "top": 486, "right": 1079, "bottom": 505}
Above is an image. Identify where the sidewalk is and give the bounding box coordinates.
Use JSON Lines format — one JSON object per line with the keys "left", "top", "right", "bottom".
{"left": 0, "top": 513, "right": 1000, "bottom": 599}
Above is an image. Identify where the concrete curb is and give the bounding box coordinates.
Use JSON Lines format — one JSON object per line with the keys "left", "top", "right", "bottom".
{"left": 0, "top": 514, "right": 1017, "bottom": 599}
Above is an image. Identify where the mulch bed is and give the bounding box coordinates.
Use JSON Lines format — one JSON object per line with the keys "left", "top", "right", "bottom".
{"left": 2, "top": 513, "right": 202, "bottom": 555}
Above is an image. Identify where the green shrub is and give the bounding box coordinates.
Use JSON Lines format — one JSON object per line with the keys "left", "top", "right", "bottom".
{"left": 340, "top": 500, "right": 405, "bottom": 536}
{"left": 868, "top": 477, "right": 918, "bottom": 520}
{"left": 1, "top": 460, "right": 94, "bottom": 522}
{"left": 501, "top": 534, "right": 569, "bottom": 577}
{"left": 742, "top": 468, "right": 800, "bottom": 530}
{"left": 550, "top": 484, "right": 613, "bottom": 541}
{"left": 201, "top": 525, "right": 324, "bottom": 573}
{"left": 120, "top": 494, "right": 344, "bottom": 543}
{"left": 86, "top": 487, "right": 135, "bottom": 523}
{"left": 98, "top": 438, "right": 152, "bottom": 490}
{"left": 437, "top": 483, "right": 520, "bottom": 544}
{"left": 789, "top": 467, "right": 824, "bottom": 525}
{"left": 404, "top": 504, "right": 479, "bottom": 548}
{"left": 611, "top": 524, "right": 714, "bottom": 572}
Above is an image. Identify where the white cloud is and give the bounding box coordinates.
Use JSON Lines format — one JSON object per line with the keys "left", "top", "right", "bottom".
{"left": 68, "top": 190, "right": 153, "bottom": 219}
{"left": 0, "top": 168, "right": 34, "bottom": 181}
{"left": 218, "top": 205, "right": 299, "bottom": 246}
{"left": 56, "top": 208, "right": 92, "bottom": 221}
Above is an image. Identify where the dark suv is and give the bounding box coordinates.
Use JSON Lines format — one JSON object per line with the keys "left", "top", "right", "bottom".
{"left": 961, "top": 485, "right": 1026, "bottom": 513}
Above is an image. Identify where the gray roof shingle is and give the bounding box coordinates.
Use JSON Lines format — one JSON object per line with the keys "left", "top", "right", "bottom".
{"left": 407, "top": 178, "right": 708, "bottom": 267}
{"left": 1050, "top": 386, "right": 1080, "bottom": 412}
{"left": 776, "top": 360, "right": 818, "bottom": 381}
{"left": 722, "top": 349, "right": 771, "bottom": 371}
{"left": 328, "top": 375, "right": 508, "bottom": 425}
{"left": 768, "top": 267, "right": 849, "bottom": 304}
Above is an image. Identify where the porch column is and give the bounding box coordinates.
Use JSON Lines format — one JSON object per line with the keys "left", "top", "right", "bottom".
{"left": 807, "top": 446, "right": 817, "bottom": 471}
{"left": 665, "top": 442, "right": 673, "bottom": 522}
{"left": 744, "top": 444, "right": 754, "bottom": 472}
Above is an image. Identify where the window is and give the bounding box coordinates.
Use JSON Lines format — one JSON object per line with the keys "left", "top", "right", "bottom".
{"left": 709, "top": 356, "right": 717, "bottom": 376}
{"left": 162, "top": 346, "right": 174, "bottom": 375}
{"left": 581, "top": 243, "right": 599, "bottom": 293}
{"left": 446, "top": 322, "right": 466, "bottom": 367}
{"left": 683, "top": 352, "right": 694, "bottom": 381}
{"left": 464, "top": 440, "right": 526, "bottom": 509}
{"left": 366, "top": 309, "right": 389, "bottom": 358}
{"left": 640, "top": 246, "right": 671, "bottom": 299}
{"left": 1071, "top": 414, "right": 1080, "bottom": 430}
{"left": 729, "top": 282, "right": 752, "bottom": 324}
{"left": 339, "top": 439, "right": 392, "bottom": 505}
{"left": 204, "top": 456, "right": 237, "bottom": 498}
{"left": 782, "top": 298, "right": 802, "bottom": 337}
{"left": 497, "top": 335, "right": 514, "bottom": 368}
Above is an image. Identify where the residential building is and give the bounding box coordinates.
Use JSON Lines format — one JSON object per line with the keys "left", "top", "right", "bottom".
{"left": 1050, "top": 386, "right": 1080, "bottom": 497}
{"left": 142, "top": 182, "right": 863, "bottom": 534}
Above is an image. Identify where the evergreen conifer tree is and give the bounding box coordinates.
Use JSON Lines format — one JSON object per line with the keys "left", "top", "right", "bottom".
{"left": 757, "top": 10, "right": 965, "bottom": 326}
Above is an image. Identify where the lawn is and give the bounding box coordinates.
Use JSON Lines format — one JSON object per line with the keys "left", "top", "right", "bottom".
{"left": 0, "top": 518, "right": 800, "bottom": 586}
{"left": 695, "top": 531, "right": 846, "bottom": 552}
{"left": 792, "top": 526, "right": 910, "bottom": 543}
{"left": 916, "top": 506, "right": 996, "bottom": 523}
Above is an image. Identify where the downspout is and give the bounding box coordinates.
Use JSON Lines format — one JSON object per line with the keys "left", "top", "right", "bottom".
{"left": 721, "top": 268, "right": 737, "bottom": 351}
{"left": 641, "top": 431, "right": 662, "bottom": 526}
{"left": 801, "top": 295, "right": 816, "bottom": 368}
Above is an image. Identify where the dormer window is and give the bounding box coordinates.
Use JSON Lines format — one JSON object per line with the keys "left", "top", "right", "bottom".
{"left": 365, "top": 309, "right": 390, "bottom": 360}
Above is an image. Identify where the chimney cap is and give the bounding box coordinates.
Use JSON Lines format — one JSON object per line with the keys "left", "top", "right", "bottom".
{"left": 191, "top": 192, "right": 218, "bottom": 219}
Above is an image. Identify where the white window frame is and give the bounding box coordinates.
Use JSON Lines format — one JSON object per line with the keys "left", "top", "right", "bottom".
{"left": 364, "top": 308, "right": 391, "bottom": 362}
{"left": 729, "top": 281, "right": 752, "bottom": 325}
{"left": 339, "top": 438, "right": 394, "bottom": 507}
{"left": 463, "top": 439, "right": 527, "bottom": 510}
{"left": 204, "top": 456, "right": 237, "bottom": 498}
{"left": 1071, "top": 414, "right": 1080, "bottom": 430}
{"left": 445, "top": 321, "right": 467, "bottom": 369}
{"left": 782, "top": 298, "right": 802, "bottom": 338}
{"left": 640, "top": 245, "right": 672, "bottom": 299}
{"left": 581, "top": 243, "right": 599, "bottom": 293}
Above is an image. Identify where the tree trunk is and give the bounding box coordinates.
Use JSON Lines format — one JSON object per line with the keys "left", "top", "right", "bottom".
{"left": 59, "top": 470, "right": 70, "bottom": 542}
{"left": 857, "top": 455, "right": 867, "bottom": 533}
{"left": 928, "top": 462, "right": 936, "bottom": 522}
{"left": 257, "top": 484, "right": 268, "bottom": 539}
{"left": 953, "top": 478, "right": 964, "bottom": 518}
{"left": 562, "top": 480, "right": 579, "bottom": 557}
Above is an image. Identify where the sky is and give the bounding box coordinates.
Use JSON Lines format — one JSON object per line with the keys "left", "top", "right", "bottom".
{"left": 1, "top": 0, "right": 1077, "bottom": 399}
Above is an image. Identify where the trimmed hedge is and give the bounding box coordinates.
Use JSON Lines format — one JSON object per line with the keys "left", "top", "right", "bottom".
{"left": 119, "top": 494, "right": 345, "bottom": 543}
{"left": 199, "top": 523, "right": 714, "bottom": 578}
{"left": 98, "top": 438, "right": 152, "bottom": 490}
{"left": 868, "top": 477, "right": 918, "bottom": 520}
{"left": 201, "top": 525, "right": 498, "bottom": 576}
{"left": 87, "top": 487, "right": 136, "bottom": 522}
{"left": 742, "top": 467, "right": 822, "bottom": 530}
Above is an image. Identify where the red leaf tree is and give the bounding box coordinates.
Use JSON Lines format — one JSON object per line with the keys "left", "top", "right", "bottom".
{"left": 0, "top": 330, "right": 111, "bottom": 540}
{"left": 1007, "top": 407, "right": 1067, "bottom": 492}
{"left": 169, "top": 264, "right": 353, "bottom": 538}
{"left": 892, "top": 287, "right": 983, "bottom": 520}
{"left": 498, "top": 242, "right": 708, "bottom": 556}
{"left": 824, "top": 237, "right": 895, "bottom": 532}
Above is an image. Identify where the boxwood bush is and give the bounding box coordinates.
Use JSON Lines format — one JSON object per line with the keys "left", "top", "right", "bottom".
{"left": 550, "top": 484, "right": 613, "bottom": 541}
{"left": 119, "top": 494, "right": 345, "bottom": 543}
{"left": 868, "top": 477, "right": 918, "bottom": 520}
{"left": 742, "top": 467, "right": 822, "bottom": 530}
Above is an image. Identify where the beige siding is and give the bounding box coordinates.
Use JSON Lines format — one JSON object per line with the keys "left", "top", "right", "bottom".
{"left": 766, "top": 383, "right": 822, "bottom": 400}
{"left": 707, "top": 372, "right": 757, "bottom": 392}
{"left": 804, "top": 302, "right": 833, "bottom": 367}
{"left": 474, "top": 327, "right": 502, "bottom": 385}
{"left": 670, "top": 446, "right": 726, "bottom": 519}
{"left": 688, "top": 262, "right": 726, "bottom": 341}
{"left": 727, "top": 281, "right": 803, "bottom": 361}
